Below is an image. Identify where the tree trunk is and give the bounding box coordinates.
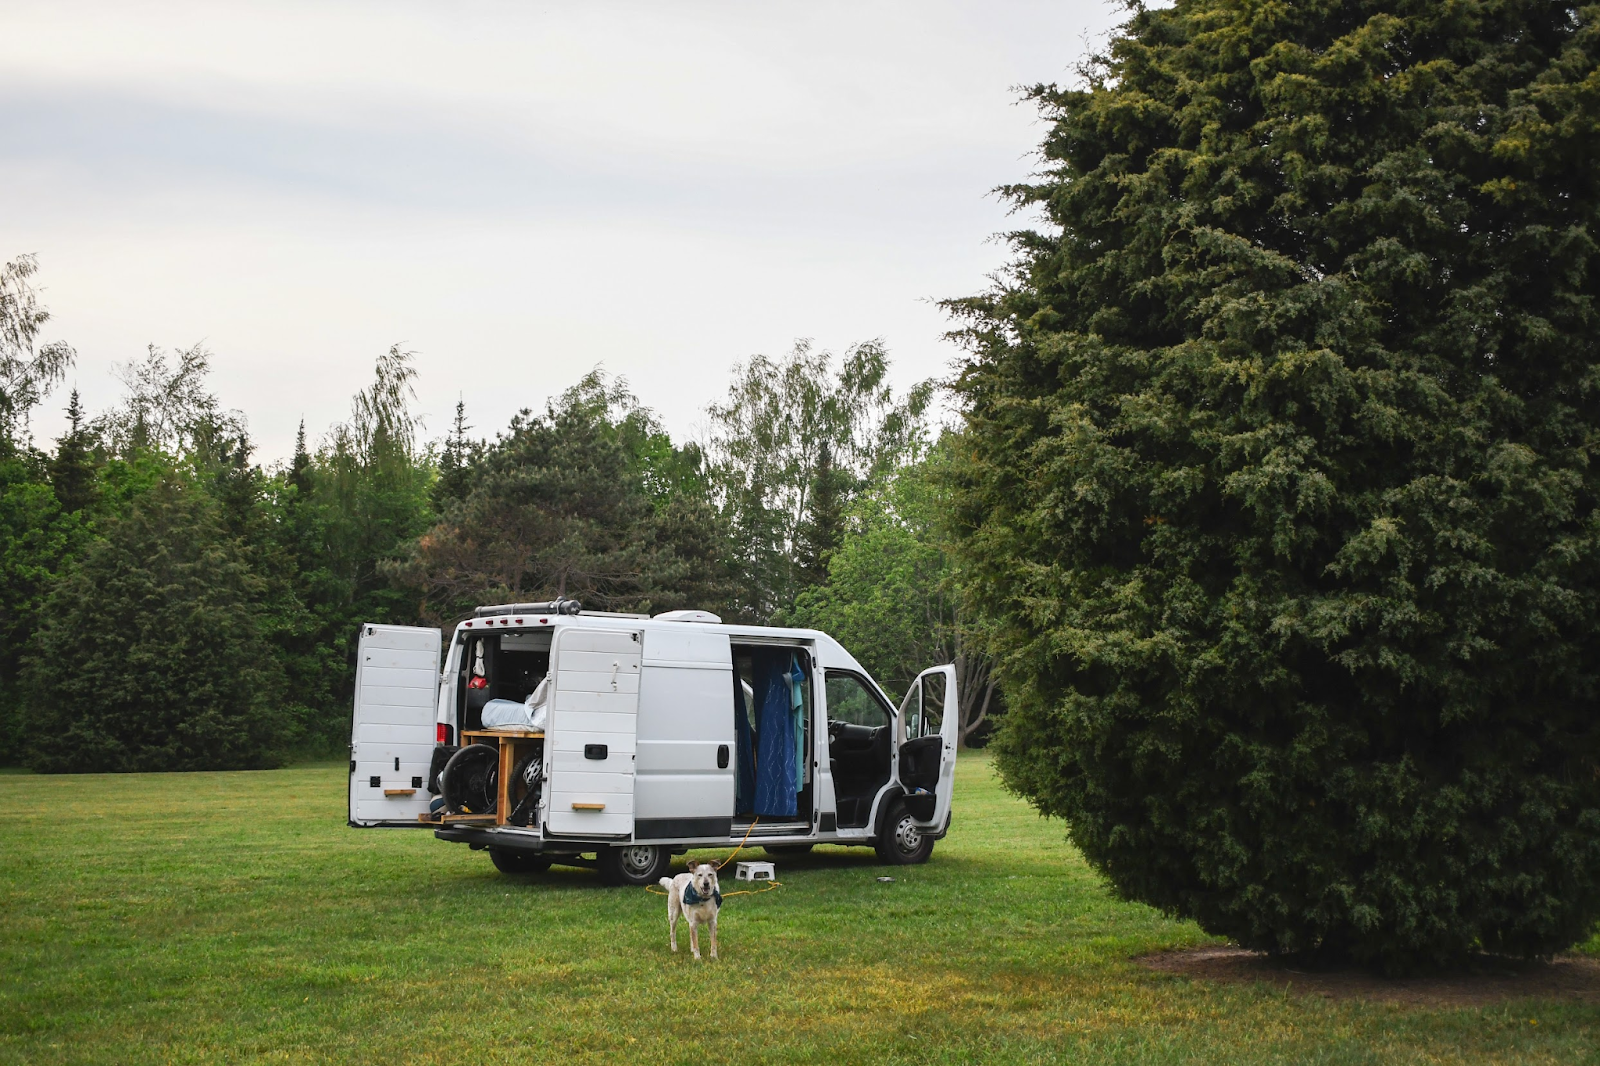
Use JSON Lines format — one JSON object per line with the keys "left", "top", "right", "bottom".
{"left": 954, "top": 645, "right": 995, "bottom": 750}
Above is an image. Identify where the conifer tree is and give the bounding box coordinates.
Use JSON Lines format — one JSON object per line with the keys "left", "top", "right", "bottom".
{"left": 432, "top": 396, "right": 477, "bottom": 510}
{"left": 25, "top": 476, "right": 291, "bottom": 772}
{"left": 950, "top": 0, "right": 1600, "bottom": 969}
{"left": 392, "top": 372, "right": 707, "bottom": 619}
{"left": 48, "top": 389, "right": 96, "bottom": 515}
{"left": 792, "top": 441, "right": 847, "bottom": 592}
{"left": 288, "top": 419, "right": 312, "bottom": 501}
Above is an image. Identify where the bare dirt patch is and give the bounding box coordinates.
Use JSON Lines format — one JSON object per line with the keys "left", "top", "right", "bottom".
{"left": 1135, "top": 946, "right": 1600, "bottom": 1007}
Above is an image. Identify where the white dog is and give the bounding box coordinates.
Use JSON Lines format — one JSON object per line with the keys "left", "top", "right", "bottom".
{"left": 659, "top": 862, "right": 722, "bottom": 960}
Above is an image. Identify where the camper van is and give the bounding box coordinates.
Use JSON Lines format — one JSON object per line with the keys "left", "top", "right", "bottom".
{"left": 348, "top": 601, "right": 959, "bottom": 885}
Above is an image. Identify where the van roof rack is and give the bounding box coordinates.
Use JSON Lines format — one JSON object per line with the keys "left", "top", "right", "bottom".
{"left": 474, "top": 599, "right": 582, "bottom": 617}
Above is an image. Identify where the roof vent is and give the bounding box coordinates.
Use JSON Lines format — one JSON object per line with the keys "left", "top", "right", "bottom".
{"left": 654, "top": 609, "right": 722, "bottom": 624}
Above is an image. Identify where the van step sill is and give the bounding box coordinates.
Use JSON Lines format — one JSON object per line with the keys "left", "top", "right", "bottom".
{"left": 733, "top": 821, "right": 811, "bottom": 838}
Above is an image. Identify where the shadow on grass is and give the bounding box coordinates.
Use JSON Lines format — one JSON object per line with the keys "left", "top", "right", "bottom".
{"left": 1137, "top": 946, "right": 1600, "bottom": 1006}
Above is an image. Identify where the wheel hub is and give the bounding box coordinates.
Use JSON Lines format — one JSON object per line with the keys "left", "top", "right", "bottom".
{"left": 894, "top": 816, "right": 923, "bottom": 853}
{"left": 620, "top": 846, "right": 658, "bottom": 872}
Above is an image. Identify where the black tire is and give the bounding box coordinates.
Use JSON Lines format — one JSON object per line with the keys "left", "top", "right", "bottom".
{"left": 597, "top": 844, "right": 672, "bottom": 886}
{"left": 489, "top": 847, "right": 552, "bottom": 875}
{"left": 763, "top": 844, "right": 814, "bottom": 856}
{"left": 440, "top": 743, "right": 499, "bottom": 815}
{"left": 873, "top": 797, "right": 936, "bottom": 865}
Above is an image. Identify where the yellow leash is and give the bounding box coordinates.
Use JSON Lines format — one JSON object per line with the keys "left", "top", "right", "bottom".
{"left": 645, "top": 879, "right": 782, "bottom": 898}
{"left": 644, "top": 816, "right": 783, "bottom": 898}
{"left": 719, "top": 815, "right": 759, "bottom": 870}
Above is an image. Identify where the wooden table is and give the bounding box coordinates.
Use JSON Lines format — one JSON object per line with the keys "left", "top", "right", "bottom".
{"left": 461, "top": 729, "right": 544, "bottom": 826}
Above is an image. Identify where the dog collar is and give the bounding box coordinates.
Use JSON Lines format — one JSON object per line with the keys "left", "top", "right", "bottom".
{"left": 682, "top": 883, "right": 722, "bottom": 908}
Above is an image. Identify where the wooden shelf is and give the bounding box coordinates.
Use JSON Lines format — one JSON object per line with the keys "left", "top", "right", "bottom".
{"left": 454, "top": 731, "right": 546, "bottom": 827}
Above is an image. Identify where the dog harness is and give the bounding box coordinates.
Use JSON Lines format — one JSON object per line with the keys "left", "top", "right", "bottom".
{"left": 682, "top": 882, "right": 722, "bottom": 908}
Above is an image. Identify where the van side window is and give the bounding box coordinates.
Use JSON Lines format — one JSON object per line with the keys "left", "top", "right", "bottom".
{"left": 825, "top": 672, "right": 890, "bottom": 728}
{"left": 908, "top": 672, "right": 946, "bottom": 739}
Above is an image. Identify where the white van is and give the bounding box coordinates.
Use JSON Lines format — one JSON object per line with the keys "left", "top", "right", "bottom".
{"left": 348, "top": 600, "right": 960, "bottom": 884}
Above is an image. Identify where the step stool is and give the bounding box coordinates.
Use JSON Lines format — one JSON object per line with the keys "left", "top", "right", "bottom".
{"left": 734, "top": 860, "right": 776, "bottom": 882}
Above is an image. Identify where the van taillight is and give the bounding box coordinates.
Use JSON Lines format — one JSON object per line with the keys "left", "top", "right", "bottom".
{"left": 437, "top": 723, "right": 450, "bottom": 744}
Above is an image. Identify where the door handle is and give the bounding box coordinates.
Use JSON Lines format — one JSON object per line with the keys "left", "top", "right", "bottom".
{"left": 717, "top": 744, "right": 729, "bottom": 769}
{"left": 584, "top": 744, "right": 608, "bottom": 760}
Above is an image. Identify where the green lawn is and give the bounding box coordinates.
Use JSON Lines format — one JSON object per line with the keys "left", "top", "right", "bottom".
{"left": 1, "top": 754, "right": 1595, "bottom": 1065}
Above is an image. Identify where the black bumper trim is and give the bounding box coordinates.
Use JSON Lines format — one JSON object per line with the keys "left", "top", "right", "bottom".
{"left": 634, "top": 816, "right": 733, "bottom": 840}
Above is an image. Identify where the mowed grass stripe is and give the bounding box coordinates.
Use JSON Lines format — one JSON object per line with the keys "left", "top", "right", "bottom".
{"left": 1, "top": 754, "right": 1595, "bottom": 1064}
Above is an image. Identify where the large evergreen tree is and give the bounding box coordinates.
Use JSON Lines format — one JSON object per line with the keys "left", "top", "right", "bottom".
{"left": 0, "top": 447, "right": 84, "bottom": 758}
{"left": 393, "top": 371, "right": 732, "bottom": 621}
{"left": 24, "top": 476, "right": 291, "bottom": 772}
{"left": 950, "top": 0, "right": 1600, "bottom": 969}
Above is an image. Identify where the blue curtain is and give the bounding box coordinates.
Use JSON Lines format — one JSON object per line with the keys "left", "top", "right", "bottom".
{"left": 733, "top": 672, "right": 756, "bottom": 816}
{"left": 789, "top": 654, "right": 807, "bottom": 794}
{"left": 752, "top": 648, "right": 798, "bottom": 817}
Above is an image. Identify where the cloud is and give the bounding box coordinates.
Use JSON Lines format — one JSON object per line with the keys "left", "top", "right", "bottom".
{"left": 1, "top": 0, "right": 1120, "bottom": 458}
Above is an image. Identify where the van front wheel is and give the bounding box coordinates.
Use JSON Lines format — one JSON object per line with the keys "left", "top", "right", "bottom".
{"left": 874, "top": 798, "right": 935, "bottom": 865}
{"left": 598, "top": 844, "right": 671, "bottom": 886}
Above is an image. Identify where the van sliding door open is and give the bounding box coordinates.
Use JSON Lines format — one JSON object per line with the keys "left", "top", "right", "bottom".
{"left": 349, "top": 624, "right": 442, "bottom": 827}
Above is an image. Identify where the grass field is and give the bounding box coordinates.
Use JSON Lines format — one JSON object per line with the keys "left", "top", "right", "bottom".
{"left": 2, "top": 754, "right": 1597, "bottom": 1065}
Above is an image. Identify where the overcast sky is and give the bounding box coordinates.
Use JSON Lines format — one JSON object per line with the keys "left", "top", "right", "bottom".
{"left": 3, "top": 0, "right": 1124, "bottom": 461}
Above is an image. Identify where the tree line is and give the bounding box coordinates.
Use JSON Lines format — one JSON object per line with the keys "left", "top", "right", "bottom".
{"left": 0, "top": 260, "right": 994, "bottom": 771}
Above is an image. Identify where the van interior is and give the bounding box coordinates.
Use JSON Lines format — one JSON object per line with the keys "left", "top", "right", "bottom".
{"left": 731, "top": 643, "right": 814, "bottom": 831}
{"left": 823, "top": 670, "right": 895, "bottom": 827}
{"left": 457, "top": 630, "right": 551, "bottom": 732}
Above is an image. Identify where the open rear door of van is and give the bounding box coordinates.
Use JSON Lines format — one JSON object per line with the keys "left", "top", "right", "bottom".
{"left": 544, "top": 626, "right": 642, "bottom": 838}
{"left": 894, "top": 664, "right": 959, "bottom": 830}
{"left": 349, "top": 623, "right": 442, "bottom": 827}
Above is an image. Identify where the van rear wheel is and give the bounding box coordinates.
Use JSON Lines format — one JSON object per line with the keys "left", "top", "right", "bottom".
{"left": 873, "top": 798, "right": 935, "bottom": 865}
{"left": 489, "top": 848, "right": 552, "bottom": 875}
{"left": 598, "top": 844, "right": 671, "bottom": 886}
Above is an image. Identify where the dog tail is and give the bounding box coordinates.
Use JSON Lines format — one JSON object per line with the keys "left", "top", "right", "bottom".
{"left": 658, "top": 877, "right": 673, "bottom": 891}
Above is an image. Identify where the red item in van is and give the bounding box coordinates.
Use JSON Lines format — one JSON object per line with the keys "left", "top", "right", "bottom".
{"left": 467, "top": 676, "right": 488, "bottom": 689}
